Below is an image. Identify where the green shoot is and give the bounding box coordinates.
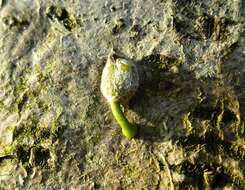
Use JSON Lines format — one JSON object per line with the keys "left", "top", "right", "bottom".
{"left": 110, "top": 101, "right": 137, "bottom": 139}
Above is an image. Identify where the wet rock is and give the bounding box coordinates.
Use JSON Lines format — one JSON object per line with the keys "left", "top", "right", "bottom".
{"left": 0, "top": 0, "right": 244, "bottom": 189}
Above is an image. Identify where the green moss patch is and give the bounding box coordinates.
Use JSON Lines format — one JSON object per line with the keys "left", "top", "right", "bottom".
{"left": 46, "top": 5, "right": 77, "bottom": 31}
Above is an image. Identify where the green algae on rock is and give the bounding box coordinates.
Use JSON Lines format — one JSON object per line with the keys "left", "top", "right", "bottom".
{"left": 0, "top": 0, "right": 244, "bottom": 189}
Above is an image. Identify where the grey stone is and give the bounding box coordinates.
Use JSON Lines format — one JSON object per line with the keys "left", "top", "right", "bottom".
{"left": 0, "top": 0, "right": 244, "bottom": 189}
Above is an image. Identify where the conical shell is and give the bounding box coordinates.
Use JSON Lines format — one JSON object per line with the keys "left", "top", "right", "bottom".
{"left": 101, "top": 51, "right": 139, "bottom": 104}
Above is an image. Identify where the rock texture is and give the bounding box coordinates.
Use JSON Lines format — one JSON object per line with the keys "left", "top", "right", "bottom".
{"left": 0, "top": 0, "right": 244, "bottom": 189}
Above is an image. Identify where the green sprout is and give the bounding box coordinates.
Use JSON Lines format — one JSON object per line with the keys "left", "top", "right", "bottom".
{"left": 101, "top": 49, "right": 139, "bottom": 139}
{"left": 110, "top": 101, "right": 137, "bottom": 139}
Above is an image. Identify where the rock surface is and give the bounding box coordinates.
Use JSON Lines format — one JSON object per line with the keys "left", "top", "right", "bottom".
{"left": 0, "top": 0, "right": 244, "bottom": 189}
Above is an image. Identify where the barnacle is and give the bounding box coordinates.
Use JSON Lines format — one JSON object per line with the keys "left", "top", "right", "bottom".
{"left": 101, "top": 49, "right": 139, "bottom": 139}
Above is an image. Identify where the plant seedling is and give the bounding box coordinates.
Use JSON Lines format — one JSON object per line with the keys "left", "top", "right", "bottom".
{"left": 100, "top": 49, "right": 139, "bottom": 139}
